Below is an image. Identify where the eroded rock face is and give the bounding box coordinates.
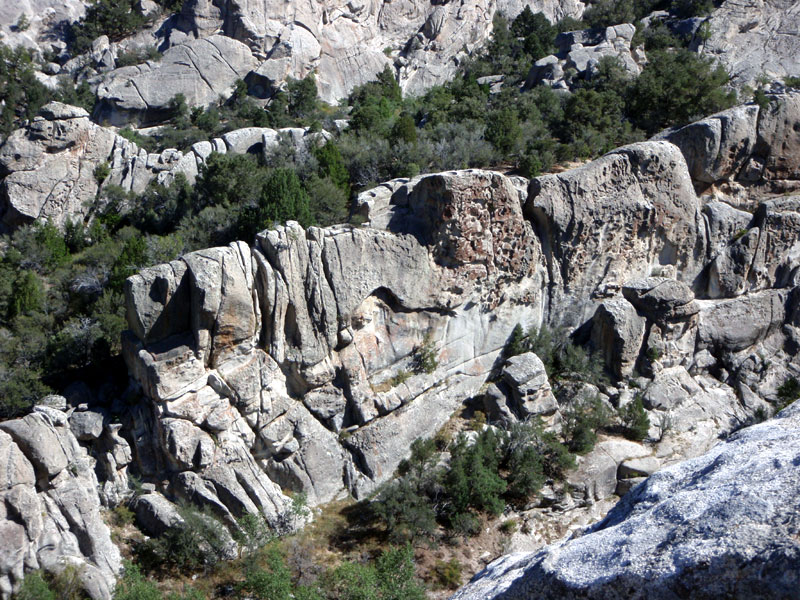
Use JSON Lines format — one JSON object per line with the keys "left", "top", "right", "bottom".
{"left": 0, "top": 409, "right": 121, "bottom": 600}
{"left": 526, "top": 140, "right": 706, "bottom": 328}
{"left": 118, "top": 93, "right": 800, "bottom": 530}
{"left": 96, "top": 36, "right": 259, "bottom": 126}
{"left": 666, "top": 91, "right": 800, "bottom": 203}
{"left": 122, "top": 169, "right": 549, "bottom": 510}
{"left": 452, "top": 402, "right": 800, "bottom": 600}
{"left": 0, "top": 102, "right": 328, "bottom": 231}
{"left": 699, "top": 0, "right": 800, "bottom": 91}
{"left": 172, "top": 0, "right": 585, "bottom": 103}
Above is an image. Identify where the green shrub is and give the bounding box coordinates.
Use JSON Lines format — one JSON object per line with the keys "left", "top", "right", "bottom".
{"left": 313, "top": 140, "right": 351, "bottom": 193}
{"left": 94, "top": 161, "right": 111, "bottom": 184}
{"left": 501, "top": 421, "right": 546, "bottom": 499}
{"left": 784, "top": 76, "right": 800, "bottom": 89}
{"left": 447, "top": 511, "right": 481, "bottom": 537}
{"left": 511, "top": 7, "right": 557, "bottom": 61}
{"left": 135, "top": 505, "right": 229, "bottom": 574}
{"left": 234, "top": 512, "right": 273, "bottom": 557}
{"left": 619, "top": 395, "right": 651, "bottom": 441}
{"left": 15, "top": 570, "right": 56, "bottom": 600}
{"left": 374, "top": 438, "right": 439, "bottom": 542}
{"left": 115, "top": 46, "right": 162, "bottom": 67}
{"left": 432, "top": 558, "right": 462, "bottom": 590}
{"left": 68, "top": 0, "right": 149, "bottom": 54}
{"left": 287, "top": 73, "right": 319, "bottom": 120}
{"left": 240, "top": 545, "right": 294, "bottom": 600}
{"left": 0, "top": 44, "right": 53, "bottom": 136}
{"left": 112, "top": 504, "right": 135, "bottom": 527}
{"left": 9, "top": 270, "right": 44, "bottom": 318}
{"left": 628, "top": 49, "right": 736, "bottom": 134}
{"left": 562, "top": 393, "right": 612, "bottom": 454}
{"left": 373, "top": 544, "right": 426, "bottom": 600}
{"left": 445, "top": 429, "right": 506, "bottom": 517}
{"left": 582, "top": 0, "right": 638, "bottom": 29}
{"left": 114, "top": 561, "right": 162, "bottom": 600}
{"left": 413, "top": 334, "right": 438, "bottom": 374}
{"left": 499, "top": 519, "right": 517, "bottom": 534}
{"left": 777, "top": 377, "right": 800, "bottom": 410}
{"left": 108, "top": 234, "right": 147, "bottom": 292}
{"left": 321, "top": 561, "right": 378, "bottom": 600}
{"left": 485, "top": 108, "right": 521, "bottom": 155}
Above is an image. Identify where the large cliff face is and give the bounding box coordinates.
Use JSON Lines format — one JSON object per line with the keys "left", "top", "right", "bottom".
{"left": 171, "top": 0, "right": 585, "bottom": 103}
{"left": 117, "top": 93, "right": 800, "bottom": 547}
{"left": 452, "top": 400, "right": 800, "bottom": 600}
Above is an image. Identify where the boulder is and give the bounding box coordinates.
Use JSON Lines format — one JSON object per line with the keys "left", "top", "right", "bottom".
{"left": 452, "top": 403, "right": 800, "bottom": 600}
{"left": 642, "top": 366, "right": 701, "bottom": 410}
{"left": 666, "top": 104, "right": 759, "bottom": 185}
{"left": 0, "top": 102, "right": 118, "bottom": 230}
{"left": 527, "top": 141, "right": 705, "bottom": 328}
{"left": 501, "top": 353, "right": 558, "bottom": 417}
{"left": 590, "top": 296, "right": 645, "bottom": 378}
{"left": 697, "top": 289, "right": 788, "bottom": 353}
{"left": 621, "top": 277, "right": 699, "bottom": 322}
{"left": 0, "top": 413, "right": 70, "bottom": 481}
{"left": 133, "top": 493, "right": 184, "bottom": 537}
{"left": 566, "top": 438, "right": 650, "bottom": 502}
{"left": 69, "top": 410, "right": 106, "bottom": 442}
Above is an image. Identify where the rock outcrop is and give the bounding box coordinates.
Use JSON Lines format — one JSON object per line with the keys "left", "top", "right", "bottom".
{"left": 526, "top": 23, "right": 644, "bottom": 90}
{"left": 95, "top": 35, "right": 259, "bottom": 126}
{"left": 3, "top": 91, "right": 800, "bottom": 597}
{"left": 699, "top": 0, "right": 800, "bottom": 91}
{"left": 169, "top": 0, "right": 585, "bottom": 103}
{"left": 0, "top": 101, "right": 328, "bottom": 230}
{"left": 666, "top": 91, "right": 800, "bottom": 202}
{"left": 0, "top": 404, "right": 122, "bottom": 599}
{"left": 451, "top": 401, "right": 800, "bottom": 600}
{"left": 120, "top": 97, "right": 800, "bottom": 529}
{"left": 122, "top": 170, "right": 547, "bottom": 511}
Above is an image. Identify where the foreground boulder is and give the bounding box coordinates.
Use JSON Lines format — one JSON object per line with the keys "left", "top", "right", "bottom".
{"left": 452, "top": 401, "right": 800, "bottom": 599}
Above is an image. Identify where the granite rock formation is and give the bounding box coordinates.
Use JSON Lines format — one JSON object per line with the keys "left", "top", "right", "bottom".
{"left": 0, "top": 101, "right": 328, "bottom": 230}
{"left": 698, "top": 0, "right": 800, "bottom": 90}
{"left": 0, "top": 402, "right": 124, "bottom": 599}
{"left": 116, "top": 94, "right": 800, "bottom": 539}
{"left": 451, "top": 401, "right": 800, "bottom": 600}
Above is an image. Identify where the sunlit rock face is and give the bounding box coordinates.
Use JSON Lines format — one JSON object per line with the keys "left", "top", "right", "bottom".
{"left": 452, "top": 401, "right": 800, "bottom": 600}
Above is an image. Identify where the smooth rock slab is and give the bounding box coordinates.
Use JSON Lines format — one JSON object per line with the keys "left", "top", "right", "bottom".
{"left": 452, "top": 403, "right": 800, "bottom": 600}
